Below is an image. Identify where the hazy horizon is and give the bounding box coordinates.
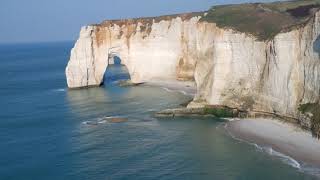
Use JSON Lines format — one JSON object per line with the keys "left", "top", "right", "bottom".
{"left": 0, "top": 0, "right": 283, "bottom": 44}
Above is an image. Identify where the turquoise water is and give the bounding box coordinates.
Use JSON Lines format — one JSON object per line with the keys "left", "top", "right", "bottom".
{"left": 0, "top": 42, "right": 318, "bottom": 180}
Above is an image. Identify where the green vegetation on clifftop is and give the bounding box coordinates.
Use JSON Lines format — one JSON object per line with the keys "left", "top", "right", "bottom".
{"left": 201, "top": 0, "right": 320, "bottom": 40}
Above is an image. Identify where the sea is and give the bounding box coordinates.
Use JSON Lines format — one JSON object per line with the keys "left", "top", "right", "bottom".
{"left": 0, "top": 42, "right": 318, "bottom": 180}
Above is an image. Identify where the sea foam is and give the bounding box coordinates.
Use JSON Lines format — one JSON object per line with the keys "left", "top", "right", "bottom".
{"left": 224, "top": 123, "right": 320, "bottom": 177}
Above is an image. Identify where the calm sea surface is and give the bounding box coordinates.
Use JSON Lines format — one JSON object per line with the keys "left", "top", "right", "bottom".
{"left": 0, "top": 42, "right": 318, "bottom": 180}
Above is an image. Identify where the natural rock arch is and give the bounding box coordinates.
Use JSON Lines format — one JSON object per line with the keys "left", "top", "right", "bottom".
{"left": 66, "top": 12, "right": 320, "bottom": 121}
{"left": 65, "top": 17, "right": 203, "bottom": 89}
{"left": 107, "top": 46, "right": 122, "bottom": 65}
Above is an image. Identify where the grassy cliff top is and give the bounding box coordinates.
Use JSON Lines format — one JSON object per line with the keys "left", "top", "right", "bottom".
{"left": 95, "top": 0, "right": 320, "bottom": 41}
{"left": 97, "top": 12, "right": 204, "bottom": 27}
{"left": 201, "top": 0, "right": 320, "bottom": 40}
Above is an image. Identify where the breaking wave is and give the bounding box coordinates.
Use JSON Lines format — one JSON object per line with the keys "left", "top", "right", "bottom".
{"left": 53, "top": 88, "right": 66, "bottom": 92}
{"left": 224, "top": 123, "right": 320, "bottom": 177}
{"left": 161, "top": 87, "right": 192, "bottom": 96}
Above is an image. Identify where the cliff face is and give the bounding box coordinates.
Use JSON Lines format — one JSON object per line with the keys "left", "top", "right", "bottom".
{"left": 66, "top": 13, "right": 207, "bottom": 88}
{"left": 66, "top": 11, "right": 320, "bottom": 119}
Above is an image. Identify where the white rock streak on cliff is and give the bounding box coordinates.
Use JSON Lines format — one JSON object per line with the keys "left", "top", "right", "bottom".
{"left": 66, "top": 12, "right": 320, "bottom": 118}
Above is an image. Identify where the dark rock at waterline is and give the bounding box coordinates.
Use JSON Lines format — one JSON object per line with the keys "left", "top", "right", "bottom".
{"left": 155, "top": 105, "right": 241, "bottom": 118}
{"left": 117, "top": 80, "right": 144, "bottom": 87}
{"left": 155, "top": 108, "right": 214, "bottom": 118}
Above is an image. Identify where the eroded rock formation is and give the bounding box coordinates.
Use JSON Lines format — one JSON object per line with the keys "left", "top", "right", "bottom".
{"left": 66, "top": 9, "right": 320, "bottom": 120}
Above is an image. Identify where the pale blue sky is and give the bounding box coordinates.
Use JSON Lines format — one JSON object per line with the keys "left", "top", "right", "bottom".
{"left": 0, "top": 0, "right": 282, "bottom": 43}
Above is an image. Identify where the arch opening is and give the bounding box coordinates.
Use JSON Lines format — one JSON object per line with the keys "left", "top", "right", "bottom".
{"left": 102, "top": 55, "right": 131, "bottom": 85}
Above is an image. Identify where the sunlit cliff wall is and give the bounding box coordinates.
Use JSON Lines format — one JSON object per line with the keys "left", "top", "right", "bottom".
{"left": 66, "top": 11, "right": 320, "bottom": 118}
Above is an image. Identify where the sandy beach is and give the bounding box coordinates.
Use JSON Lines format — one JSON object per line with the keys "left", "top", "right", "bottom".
{"left": 147, "top": 79, "right": 320, "bottom": 175}
{"left": 226, "top": 118, "right": 320, "bottom": 174}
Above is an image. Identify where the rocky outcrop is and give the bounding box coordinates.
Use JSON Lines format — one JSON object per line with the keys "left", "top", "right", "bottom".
{"left": 66, "top": 9, "right": 320, "bottom": 121}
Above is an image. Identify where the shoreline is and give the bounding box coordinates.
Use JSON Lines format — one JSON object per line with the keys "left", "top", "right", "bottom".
{"left": 225, "top": 118, "right": 320, "bottom": 176}
{"left": 144, "top": 79, "right": 196, "bottom": 97}
{"left": 131, "top": 79, "right": 320, "bottom": 176}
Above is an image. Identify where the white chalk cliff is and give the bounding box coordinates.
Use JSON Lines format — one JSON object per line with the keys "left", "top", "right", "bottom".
{"left": 66, "top": 11, "right": 320, "bottom": 119}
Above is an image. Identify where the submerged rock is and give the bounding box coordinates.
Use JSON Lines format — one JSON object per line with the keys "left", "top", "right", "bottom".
{"left": 107, "top": 118, "right": 128, "bottom": 123}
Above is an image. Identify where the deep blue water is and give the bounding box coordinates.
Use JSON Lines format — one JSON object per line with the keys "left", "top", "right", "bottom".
{"left": 0, "top": 42, "right": 318, "bottom": 180}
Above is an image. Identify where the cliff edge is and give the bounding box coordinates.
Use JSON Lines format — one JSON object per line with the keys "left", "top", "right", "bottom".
{"left": 66, "top": 0, "right": 320, "bottom": 134}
